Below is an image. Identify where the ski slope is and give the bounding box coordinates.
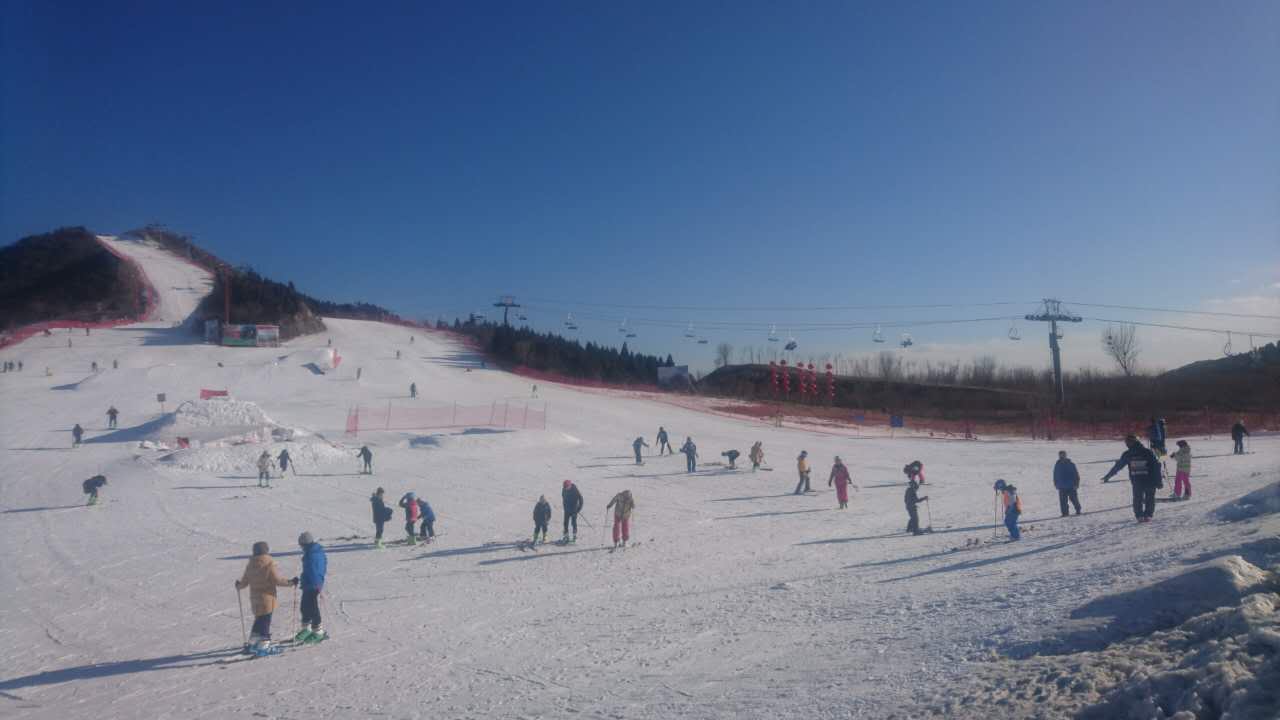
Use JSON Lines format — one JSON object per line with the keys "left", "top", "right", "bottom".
{"left": 1, "top": 243, "right": 1277, "bottom": 719}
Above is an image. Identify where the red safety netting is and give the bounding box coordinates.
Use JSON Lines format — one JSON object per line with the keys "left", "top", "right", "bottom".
{"left": 199, "top": 389, "right": 229, "bottom": 400}
{"left": 345, "top": 401, "right": 547, "bottom": 437}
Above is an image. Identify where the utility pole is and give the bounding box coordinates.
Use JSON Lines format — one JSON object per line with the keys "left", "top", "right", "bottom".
{"left": 1025, "top": 299, "right": 1082, "bottom": 406}
{"left": 493, "top": 295, "right": 521, "bottom": 326}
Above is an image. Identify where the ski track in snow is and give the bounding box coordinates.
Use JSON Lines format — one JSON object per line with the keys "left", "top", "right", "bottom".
{"left": 1, "top": 241, "right": 1277, "bottom": 719}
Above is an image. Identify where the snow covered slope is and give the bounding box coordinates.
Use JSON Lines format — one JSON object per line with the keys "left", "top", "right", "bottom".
{"left": 0, "top": 244, "right": 1277, "bottom": 719}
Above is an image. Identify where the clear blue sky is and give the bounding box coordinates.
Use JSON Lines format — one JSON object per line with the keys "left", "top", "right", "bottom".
{"left": 3, "top": 1, "right": 1277, "bottom": 369}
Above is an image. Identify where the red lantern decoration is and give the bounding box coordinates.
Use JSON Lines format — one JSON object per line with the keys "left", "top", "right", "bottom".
{"left": 826, "top": 363, "right": 835, "bottom": 401}
{"left": 781, "top": 359, "right": 790, "bottom": 396}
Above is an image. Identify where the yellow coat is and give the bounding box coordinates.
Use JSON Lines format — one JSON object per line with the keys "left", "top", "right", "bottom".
{"left": 236, "top": 554, "right": 291, "bottom": 617}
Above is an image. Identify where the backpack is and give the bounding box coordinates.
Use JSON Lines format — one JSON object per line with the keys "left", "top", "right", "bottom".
{"left": 381, "top": 506, "right": 393, "bottom": 521}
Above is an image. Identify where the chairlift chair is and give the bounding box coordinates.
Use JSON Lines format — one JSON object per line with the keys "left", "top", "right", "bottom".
{"left": 873, "top": 326, "right": 885, "bottom": 343}
{"left": 684, "top": 323, "right": 696, "bottom": 339}
{"left": 1008, "top": 323, "right": 1021, "bottom": 341}
{"left": 768, "top": 324, "right": 780, "bottom": 342}
{"left": 697, "top": 337, "right": 709, "bottom": 345}
{"left": 900, "top": 333, "right": 914, "bottom": 349}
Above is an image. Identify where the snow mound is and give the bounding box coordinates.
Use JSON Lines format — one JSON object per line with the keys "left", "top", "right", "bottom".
{"left": 172, "top": 398, "right": 274, "bottom": 428}
{"left": 1216, "top": 481, "right": 1280, "bottom": 522}
{"left": 161, "top": 439, "right": 353, "bottom": 474}
{"left": 918, "top": 557, "right": 1280, "bottom": 719}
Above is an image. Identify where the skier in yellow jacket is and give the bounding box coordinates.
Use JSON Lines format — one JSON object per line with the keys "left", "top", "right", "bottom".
{"left": 234, "top": 541, "right": 293, "bottom": 653}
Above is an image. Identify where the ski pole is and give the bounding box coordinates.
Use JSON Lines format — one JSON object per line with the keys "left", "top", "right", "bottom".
{"left": 292, "top": 584, "right": 299, "bottom": 637}
{"left": 925, "top": 498, "right": 932, "bottom": 530}
{"left": 236, "top": 587, "right": 247, "bottom": 648}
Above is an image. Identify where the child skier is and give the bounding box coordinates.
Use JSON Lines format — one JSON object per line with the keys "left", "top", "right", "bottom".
{"left": 606, "top": 489, "right": 635, "bottom": 549}
{"left": 994, "top": 479, "right": 1022, "bottom": 540}
{"left": 291, "top": 532, "right": 327, "bottom": 643}
{"left": 257, "top": 451, "right": 273, "bottom": 488}
{"left": 370, "top": 488, "right": 392, "bottom": 548}
{"left": 632, "top": 436, "right": 649, "bottom": 464}
{"left": 82, "top": 475, "right": 107, "bottom": 505}
{"left": 358, "top": 446, "right": 373, "bottom": 474}
{"left": 794, "top": 451, "right": 811, "bottom": 494}
{"left": 748, "top": 442, "right": 765, "bottom": 471}
{"left": 72, "top": 424, "right": 83, "bottom": 448}
{"left": 416, "top": 497, "right": 436, "bottom": 541}
{"left": 561, "top": 480, "right": 583, "bottom": 543}
{"left": 828, "top": 457, "right": 855, "bottom": 509}
{"left": 1170, "top": 440, "right": 1192, "bottom": 499}
{"left": 277, "top": 448, "right": 293, "bottom": 476}
{"left": 721, "top": 449, "right": 740, "bottom": 469}
{"left": 904, "top": 479, "right": 927, "bottom": 535}
{"left": 532, "top": 495, "right": 552, "bottom": 545}
{"left": 903, "top": 460, "right": 925, "bottom": 485}
{"left": 398, "top": 492, "right": 421, "bottom": 545}
{"left": 235, "top": 541, "right": 292, "bottom": 654}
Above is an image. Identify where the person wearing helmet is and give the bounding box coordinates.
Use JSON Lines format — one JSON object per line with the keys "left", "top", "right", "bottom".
{"left": 532, "top": 495, "right": 552, "bottom": 545}
{"left": 561, "top": 480, "right": 583, "bottom": 544}
{"left": 1147, "top": 417, "right": 1167, "bottom": 457}
{"left": 234, "top": 541, "right": 292, "bottom": 654}
{"left": 398, "top": 492, "right": 421, "bottom": 545}
{"left": 999, "top": 482, "right": 1022, "bottom": 540}
{"left": 904, "top": 479, "right": 928, "bottom": 535}
{"left": 606, "top": 490, "right": 636, "bottom": 549}
{"left": 1102, "top": 435, "right": 1163, "bottom": 522}
{"left": 632, "top": 436, "right": 649, "bottom": 465}
{"left": 680, "top": 437, "right": 698, "bottom": 473}
{"left": 903, "top": 460, "right": 925, "bottom": 485}
{"left": 1170, "top": 440, "right": 1193, "bottom": 499}
{"left": 416, "top": 497, "right": 436, "bottom": 541}
{"left": 290, "top": 532, "right": 327, "bottom": 643}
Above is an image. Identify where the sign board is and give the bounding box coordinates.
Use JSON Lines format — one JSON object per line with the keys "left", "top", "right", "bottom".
{"left": 889, "top": 415, "right": 905, "bottom": 429}
{"left": 157, "top": 393, "right": 166, "bottom": 403}
{"left": 221, "top": 324, "right": 281, "bottom": 348}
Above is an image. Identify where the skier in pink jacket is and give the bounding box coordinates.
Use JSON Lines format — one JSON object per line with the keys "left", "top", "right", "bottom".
{"left": 828, "top": 457, "right": 856, "bottom": 509}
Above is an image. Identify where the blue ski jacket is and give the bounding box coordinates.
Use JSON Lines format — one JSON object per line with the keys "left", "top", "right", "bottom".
{"left": 1053, "top": 458, "right": 1080, "bottom": 490}
{"left": 300, "top": 543, "right": 327, "bottom": 591}
{"left": 417, "top": 499, "right": 436, "bottom": 522}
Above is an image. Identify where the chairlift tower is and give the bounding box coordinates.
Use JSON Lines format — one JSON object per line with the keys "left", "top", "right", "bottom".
{"left": 493, "top": 295, "right": 521, "bottom": 326}
{"left": 1024, "top": 299, "right": 1082, "bottom": 406}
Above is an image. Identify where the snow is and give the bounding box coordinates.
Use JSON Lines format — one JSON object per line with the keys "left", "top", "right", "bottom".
{"left": 1, "top": 243, "right": 1278, "bottom": 719}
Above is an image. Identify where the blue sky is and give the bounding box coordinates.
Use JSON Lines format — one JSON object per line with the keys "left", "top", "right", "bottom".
{"left": 3, "top": 1, "right": 1277, "bottom": 370}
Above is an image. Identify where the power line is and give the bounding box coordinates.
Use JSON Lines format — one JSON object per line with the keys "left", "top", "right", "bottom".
{"left": 1064, "top": 301, "right": 1280, "bottom": 321}
{"left": 522, "top": 297, "right": 1036, "bottom": 313}
{"left": 1083, "top": 316, "right": 1280, "bottom": 338}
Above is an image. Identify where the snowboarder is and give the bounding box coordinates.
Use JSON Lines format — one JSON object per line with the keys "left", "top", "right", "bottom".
{"left": 679, "top": 437, "right": 698, "bottom": 473}
{"left": 721, "top": 449, "right": 740, "bottom": 469}
{"left": 409, "top": 382, "right": 417, "bottom": 399}
{"left": 632, "top": 436, "right": 649, "bottom": 465}
{"left": 358, "top": 446, "right": 373, "bottom": 474}
{"left": 370, "top": 488, "right": 392, "bottom": 548}
{"left": 257, "top": 451, "right": 273, "bottom": 488}
{"left": 1148, "top": 417, "right": 1168, "bottom": 457}
{"left": 291, "top": 532, "right": 327, "bottom": 643}
{"left": 82, "top": 475, "right": 107, "bottom": 505}
{"left": 1053, "top": 451, "right": 1082, "bottom": 516}
{"left": 398, "top": 492, "right": 421, "bottom": 545}
{"left": 656, "top": 427, "right": 672, "bottom": 455}
{"left": 606, "top": 489, "right": 635, "bottom": 549}
{"left": 277, "top": 448, "right": 293, "bottom": 475}
{"left": 828, "top": 456, "right": 855, "bottom": 509}
{"left": 994, "top": 479, "right": 1022, "bottom": 540}
{"left": 1170, "top": 440, "right": 1193, "bottom": 499}
{"left": 903, "top": 460, "right": 925, "bottom": 485}
{"left": 532, "top": 495, "right": 552, "bottom": 545}
{"left": 106, "top": 406, "right": 118, "bottom": 429}
{"left": 794, "top": 451, "right": 811, "bottom": 494}
{"left": 416, "top": 497, "right": 436, "bottom": 541}
{"left": 561, "top": 479, "right": 583, "bottom": 543}
{"left": 748, "top": 442, "right": 765, "bottom": 471}
{"left": 1231, "top": 420, "right": 1249, "bottom": 455}
{"left": 1102, "top": 435, "right": 1163, "bottom": 523}
{"left": 904, "top": 479, "right": 928, "bottom": 535}
{"left": 235, "top": 541, "right": 292, "bottom": 654}
{"left": 72, "top": 424, "right": 83, "bottom": 448}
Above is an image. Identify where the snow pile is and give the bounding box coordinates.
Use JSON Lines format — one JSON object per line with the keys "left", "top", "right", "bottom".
{"left": 917, "top": 556, "right": 1280, "bottom": 719}
{"left": 1216, "top": 480, "right": 1280, "bottom": 522}
{"left": 160, "top": 438, "right": 353, "bottom": 474}
{"left": 171, "top": 398, "right": 275, "bottom": 429}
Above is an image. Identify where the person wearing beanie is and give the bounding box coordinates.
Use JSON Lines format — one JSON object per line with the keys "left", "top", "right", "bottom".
{"left": 415, "top": 497, "right": 436, "bottom": 541}
{"left": 904, "top": 479, "right": 927, "bottom": 535}
{"left": 370, "top": 488, "right": 392, "bottom": 548}
{"left": 532, "top": 495, "right": 552, "bottom": 545}
{"left": 1102, "top": 435, "right": 1163, "bottom": 522}
{"left": 1170, "top": 440, "right": 1193, "bottom": 499}
{"left": 398, "top": 492, "right": 421, "bottom": 545}
{"left": 291, "top": 532, "right": 327, "bottom": 643}
{"left": 235, "top": 541, "right": 291, "bottom": 654}
{"left": 561, "top": 480, "right": 583, "bottom": 544}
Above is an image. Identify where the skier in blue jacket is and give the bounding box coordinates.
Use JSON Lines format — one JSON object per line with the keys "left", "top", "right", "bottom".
{"left": 416, "top": 498, "right": 436, "bottom": 541}
{"left": 1053, "top": 451, "right": 1082, "bottom": 517}
{"left": 291, "top": 531, "right": 328, "bottom": 643}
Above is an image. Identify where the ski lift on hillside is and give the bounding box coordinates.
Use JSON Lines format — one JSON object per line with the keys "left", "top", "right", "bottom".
{"left": 873, "top": 325, "right": 885, "bottom": 343}
{"left": 564, "top": 313, "right": 578, "bottom": 331}
{"left": 684, "top": 323, "right": 696, "bottom": 339}
{"left": 1008, "top": 322, "right": 1022, "bottom": 341}
{"left": 900, "top": 333, "right": 914, "bottom": 349}
{"left": 781, "top": 328, "right": 798, "bottom": 352}
{"left": 1223, "top": 332, "right": 1234, "bottom": 357}
{"left": 697, "top": 337, "right": 709, "bottom": 345}
{"left": 618, "top": 318, "right": 628, "bottom": 334}
{"left": 768, "top": 324, "right": 780, "bottom": 343}
{"left": 625, "top": 331, "right": 637, "bottom": 339}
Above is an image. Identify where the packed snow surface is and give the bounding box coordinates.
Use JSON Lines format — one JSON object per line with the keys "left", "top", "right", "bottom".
{"left": 0, "top": 243, "right": 1277, "bottom": 719}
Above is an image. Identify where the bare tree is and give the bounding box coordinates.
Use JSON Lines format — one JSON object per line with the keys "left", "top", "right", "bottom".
{"left": 715, "top": 342, "right": 734, "bottom": 368}
{"left": 966, "top": 355, "right": 999, "bottom": 386}
{"left": 876, "top": 351, "right": 902, "bottom": 380}
{"left": 1102, "top": 324, "right": 1140, "bottom": 377}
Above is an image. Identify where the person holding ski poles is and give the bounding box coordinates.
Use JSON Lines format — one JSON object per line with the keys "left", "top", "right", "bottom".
{"left": 656, "top": 427, "right": 672, "bottom": 455}
{"left": 291, "top": 532, "right": 327, "bottom": 643}
{"left": 904, "top": 479, "right": 927, "bottom": 535}
{"left": 993, "top": 479, "right": 1022, "bottom": 540}
{"left": 398, "top": 492, "right": 421, "bottom": 545}
{"left": 1170, "top": 440, "right": 1192, "bottom": 499}
{"left": 679, "top": 437, "right": 698, "bottom": 473}
{"left": 748, "top": 442, "right": 765, "bottom": 472}
{"left": 1148, "top": 417, "right": 1168, "bottom": 457}
{"left": 1231, "top": 420, "right": 1249, "bottom": 455}
{"left": 606, "top": 489, "right": 635, "bottom": 549}
{"left": 828, "top": 456, "right": 856, "bottom": 509}
{"left": 278, "top": 448, "right": 293, "bottom": 476}
{"left": 235, "top": 541, "right": 292, "bottom": 654}
{"left": 358, "top": 446, "right": 373, "bottom": 474}
{"left": 416, "top": 497, "right": 436, "bottom": 541}
{"left": 632, "top": 436, "right": 649, "bottom": 465}
{"left": 257, "top": 451, "right": 273, "bottom": 488}
{"left": 532, "top": 495, "right": 552, "bottom": 545}
{"left": 371, "top": 488, "right": 392, "bottom": 548}
{"left": 1053, "top": 451, "right": 1082, "bottom": 517}
{"left": 106, "top": 406, "right": 119, "bottom": 429}
{"left": 1102, "top": 434, "right": 1163, "bottom": 523}
{"left": 562, "top": 480, "right": 583, "bottom": 543}
{"left": 794, "top": 451, "right": 811, "bottom": 494}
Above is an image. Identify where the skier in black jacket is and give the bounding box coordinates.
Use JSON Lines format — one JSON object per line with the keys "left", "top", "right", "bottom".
{"left": 561, "top": 480, "right": 583, "bottom": 543}
{"left": 532, "top": 495, "right": 552, "bottom": 545}
{"left": 370, "top": 488, "right": 391, "bottom": 548}
{"left": 1102, "top": 435, "right": 1163, "bottom": 522}
{"left": 904, "top": 480, "right": 928, "bottom": 535}
{"left": 1231, "top": 420, "right": 1249, "bottom": 454}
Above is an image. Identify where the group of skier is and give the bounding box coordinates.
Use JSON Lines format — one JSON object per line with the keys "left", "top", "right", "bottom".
{"left": 256, "top": 449, "right": 294, "bottom": 487}
{"left": 232, "top": 532, "right": 327, "bottom": 655}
